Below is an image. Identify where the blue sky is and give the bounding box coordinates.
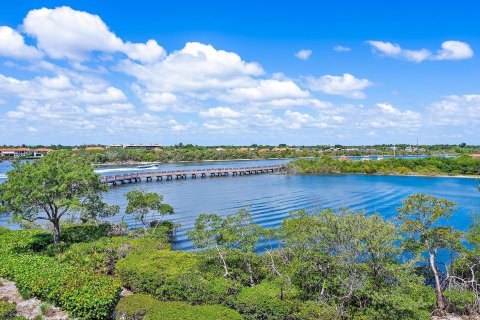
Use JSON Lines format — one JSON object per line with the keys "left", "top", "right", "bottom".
{"left": 0, "top": 1, "right": 479, "bottom": 145}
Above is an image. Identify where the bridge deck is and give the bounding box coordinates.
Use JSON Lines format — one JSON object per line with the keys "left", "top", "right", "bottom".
{"left": 101, "top": 164, "right": 287, "bottom": 185}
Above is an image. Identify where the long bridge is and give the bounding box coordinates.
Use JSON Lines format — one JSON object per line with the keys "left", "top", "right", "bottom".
{"left": 101, "top": 164, "right": 287, "bottom": 186}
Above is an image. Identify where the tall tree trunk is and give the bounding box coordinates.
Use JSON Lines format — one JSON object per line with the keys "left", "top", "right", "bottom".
{"left": 52, "top": 219, "right": 61, "bottom": 243}
{"left": 141, "top": 214, "right": 147, "bottom": 231}
{"left": 215, "top": 245, "right": 229, "bottom": 278}
{"left": 246, "top": 261, "right": 255, "bottom": 287}
{"left": 429, "top": 251, "right": 445, "bottom": 310}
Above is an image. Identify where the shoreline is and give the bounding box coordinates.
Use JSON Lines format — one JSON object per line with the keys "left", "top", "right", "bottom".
{"left": 294, "top": 172, "right": 479, "bottom": 179}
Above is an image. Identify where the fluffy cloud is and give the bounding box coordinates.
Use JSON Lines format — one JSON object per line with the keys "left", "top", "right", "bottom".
{"left": 366, "top": 103, "right": 421, "bottom": 128}
{"left": 367, "top": 40, "right": 473, "bottom": 62}
{"left": 199, "top": 107, "right": 242, "bottom": 118}
{"left": 221, "top": 79, "right": 309, "bottom": 103}
{"left": 434, "top": 41, "right": 474, "bottom": 61}
{"left": 23, "top": 6, "right": 165, "bottom": 62}
{"left": 85, "top": 103, "right": 134, "bottom": 116}
{"left": 121, "top": 42, "right": 263, "bottom": 95}
{"left": 295, "top": 49, "right": 312, "bottom": 60}
{"left": 0, "top": 73, "right": 127, "bottom": 104}
{"left": 304, "top": 73, "right": 372, "bottom": 99}
{"left": 428, "top": 95, "right": 480, "bottom": 126}
{"left": 0, "top": 26, "right": 42, "bottom": 60}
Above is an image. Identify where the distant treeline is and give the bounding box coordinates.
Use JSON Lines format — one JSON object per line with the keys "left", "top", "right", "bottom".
{"left": 290, "top": 155, "right": 480, "bottom": 176}
{"left": 2, "top": 143, "right": 480, "bottom": 163}
{"left": 79, "top": 145, "right": 479, "bottom": 164}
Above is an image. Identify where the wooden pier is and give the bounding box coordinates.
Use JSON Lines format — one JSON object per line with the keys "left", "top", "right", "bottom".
{"left": 101, "top": 164, "right": 287, "bottom": 186}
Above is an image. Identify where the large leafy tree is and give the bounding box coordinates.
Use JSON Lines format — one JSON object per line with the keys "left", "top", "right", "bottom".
{"left": 223, "top": 209, "right": 264, "bottom": 287}
{"left": 397, "top": 193, "right": 463, "bottom": 312}
{"left": 188, "top": 209, "right": 265, "bottom": 286}
{"left": 0, "top": 151, "right": 118, "bottom": 242}
{"left": 124, "top": 190, "right": 174, "bottom": 230}
{"left": 187, "top": 213, "right": 230, "bottom": 277}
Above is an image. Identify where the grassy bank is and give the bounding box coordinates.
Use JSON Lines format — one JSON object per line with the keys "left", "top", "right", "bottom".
{"left": 289, "top": 155, "right": 480, "bottom": 177}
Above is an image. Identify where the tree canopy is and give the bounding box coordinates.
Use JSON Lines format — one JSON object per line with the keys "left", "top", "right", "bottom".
{"left": 0, "top": 151, "right": 118, "bottom": 242}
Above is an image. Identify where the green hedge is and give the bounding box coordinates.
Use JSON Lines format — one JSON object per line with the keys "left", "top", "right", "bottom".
{"left": 115, "top": 249, "right": 236, "bottom": 304}
{"left": 0, "top": 253, "right": 121, "bottom": 319}
{"left": 60, "top": 223, "right": 113, "bottom": 243}
{"left": 233, "top": 281, "right": 298, "bottom": 320}
{"left": 115, "top": 294, "right": 242, "bottom": 320}
{"left": 58, "top": 236, "right": 170, "bottom": 274}
{"left": 0, "top": 301, "right": 16, "bottom": 319}
{"left": 0, "top": 228, "right": 52, "bottom": 253}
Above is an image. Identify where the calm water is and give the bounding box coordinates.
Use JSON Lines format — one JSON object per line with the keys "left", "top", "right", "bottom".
{"left": 0, "top": 159, "right": 478, "bottom": 251}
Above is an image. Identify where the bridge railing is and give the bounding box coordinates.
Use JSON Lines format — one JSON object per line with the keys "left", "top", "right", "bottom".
{"left": 101, "top": 164, "right": 286, "bottom": 182}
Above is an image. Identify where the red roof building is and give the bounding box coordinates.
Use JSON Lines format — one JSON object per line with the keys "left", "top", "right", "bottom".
{"left": 0, "top": 148, "right": 29, "bottom": 157}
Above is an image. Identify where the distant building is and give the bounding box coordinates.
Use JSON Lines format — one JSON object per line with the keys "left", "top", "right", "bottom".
{"left": 107, "top": 144, "right": 161, "bottom": 150}
{"left": 85, "top": 147, "right": 105, "bottom": 151}
{"left": 33, "top": 148, "right": 53, "bottom": 157}
{"left": 0, "top": 148, "right": 29, "bottom": 157}
{"left": 471, "top": 154, "right": 480, "bottom": 158}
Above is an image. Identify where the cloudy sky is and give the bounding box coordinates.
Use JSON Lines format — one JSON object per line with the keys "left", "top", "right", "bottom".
{"left": 0, "top": 1, "right": 479, "bottom": 145}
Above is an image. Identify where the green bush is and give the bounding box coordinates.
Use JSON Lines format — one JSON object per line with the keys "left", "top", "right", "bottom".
{"left": 60, "top": 223, "right": 112, "bottom": 243}
{"left": 0, "top": 228, "right": 52, "bottom": 253}
{"left": 233, "top": 281, "right": 298, "bottom": 320}
{"left": 116, "top": 249, "right": 236, "bottom": 304}
{"left": 58, "top": 236, "right": 169, "bottom": 274}
{"left": 0, "top": 253, "right": 121, "bottom": 319}
{"left": 114, "top": 294, "right": 162, "bottom": 320}
{"left": 0, "top": 301, "right": 16, "bottom": 319}
{"left": 444, "top": 287, "right": 476, "bottom": 311}
{"left": 293, "top": 301, "right": 338, "bottom": 320}
{"left": 116, "top": 294, "right": 242, "bottom": 320}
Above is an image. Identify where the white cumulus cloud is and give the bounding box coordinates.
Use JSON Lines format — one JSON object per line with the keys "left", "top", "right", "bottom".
{"left": 295, "top": 49, "right": 312, "bottom": 60}
{"left": 367, "top": 40, "right": 473, "bottom": 62}
{"left": 304, "top": 73, "right": 372, "bottom": 99}
{"left": 0, "top": 26, "right": 42, "bottom": 60}
{"left": 23, "top": 6, "right": 165, "bottom": 62}
{"left": 434, "top": 41, "right": 473, "bottom": 61}
{"left": 199, "top": 107, "right": 242, "bottom": 118}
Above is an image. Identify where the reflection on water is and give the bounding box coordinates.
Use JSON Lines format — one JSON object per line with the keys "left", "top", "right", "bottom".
{"left": 0, "top": 159, "right": 478, "bottom": 251}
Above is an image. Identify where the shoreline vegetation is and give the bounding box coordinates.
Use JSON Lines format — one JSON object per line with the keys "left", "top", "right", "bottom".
{"left": 289, "top": 156, "right": 480, "bottom": 179}
{"left": 2, "top": 143, "right": 479, "bottom": 164}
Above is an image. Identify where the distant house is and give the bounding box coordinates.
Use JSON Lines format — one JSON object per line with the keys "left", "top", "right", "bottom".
{"left": 471, "top": 154, "right": 480, "bottom": 158}
{"left": 33, "top": 148, "right": 53, "bottom": 157}
{"left": 0, "top": 148, "right": 29, "bottom": 157}
{"left": 107, "top": 144, "right": 161, "bottom": 150}
{"left": 215, "top": 147, "right": 226, "bottom": 152}
{"left": 85, "top": 147, "right": 105, "bottom": 151}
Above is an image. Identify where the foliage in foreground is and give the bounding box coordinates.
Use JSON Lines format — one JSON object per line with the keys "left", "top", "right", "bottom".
{"left": 0, "top": 226, "right": 123, "bottom": 319}
{"left": 115, "top": 294, "right": 243, "bottom": 320}
{"left": 0, "top": 150, "right": 118, "bottom": 242}
{"left": 0, "top": 301, "right": 16, "bottom": 319}
{"left": 0, "top": 192, "right": 478, "bottom": 319}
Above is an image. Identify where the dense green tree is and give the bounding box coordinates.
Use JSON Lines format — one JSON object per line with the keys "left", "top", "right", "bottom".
{"left": 397, "top": 193, "right": 463, "bottom": 312}
{"left": 125, "top": 190, "right": 174, "bottom": 230}
{"left": 0, "top": 151, "right": 118, "bottom": 242}
{"left": 223, "top": 209, "right": 264, "bottom": 287}
{"left": 187, "top": 213, "right": 230, "bottom": 277}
